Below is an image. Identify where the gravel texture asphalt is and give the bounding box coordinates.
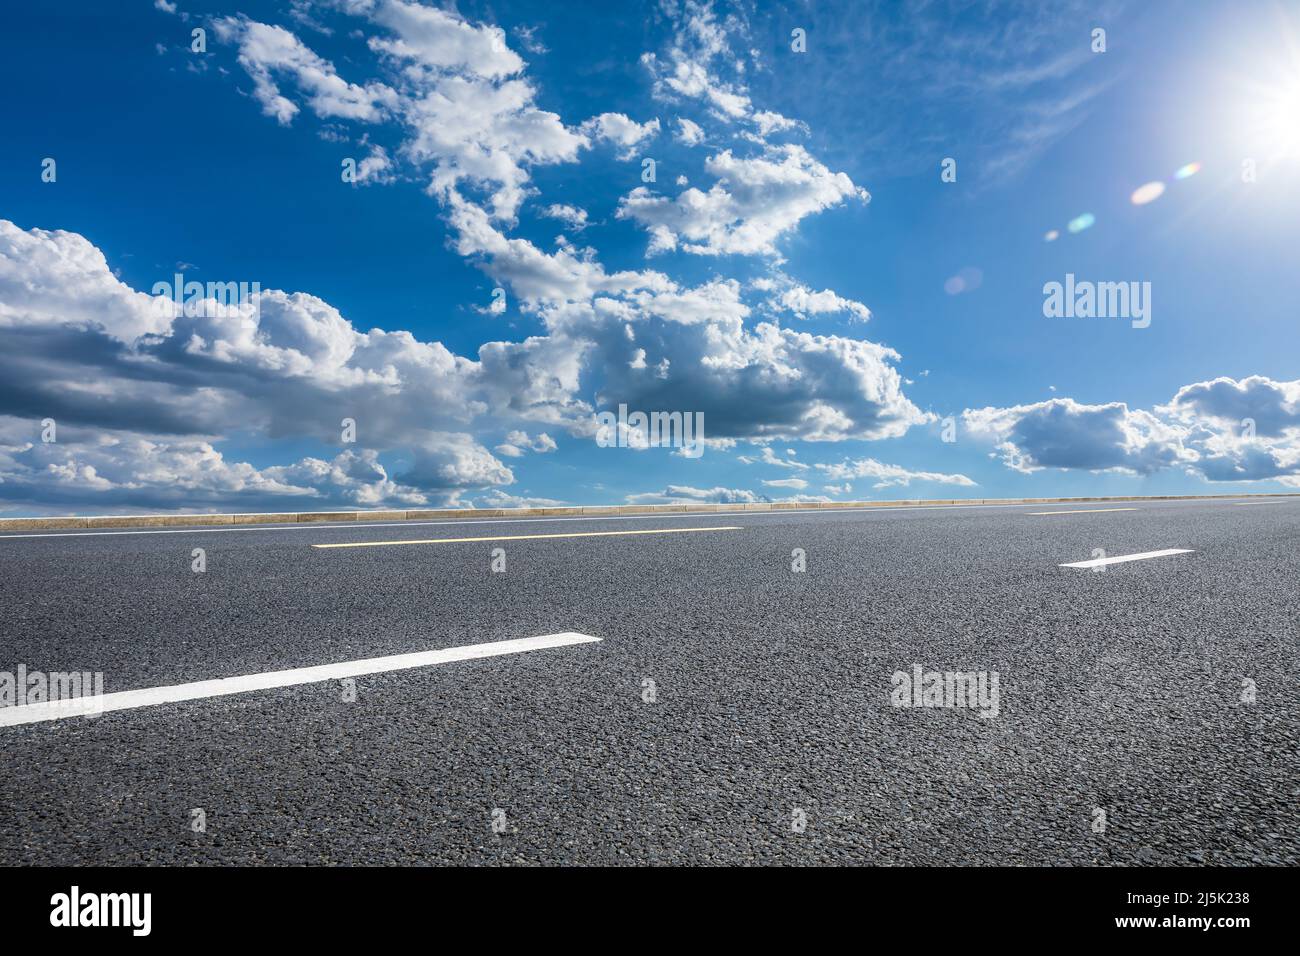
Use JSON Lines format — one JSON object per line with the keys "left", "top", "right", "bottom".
{"left": 0, "top": 497, "right": 1296, "bottom": 865}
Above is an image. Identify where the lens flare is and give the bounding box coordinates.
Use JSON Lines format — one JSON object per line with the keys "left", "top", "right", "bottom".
{"left": 1044, "top": 229, "right": 1060, "bottom": 242}
{"left": 943, "top": 267, "right": 983, "bottom": 295}
{"left": 1067, "top": 213, "right": 1095, "bottom": 233}
{"left": 1173, "top": 162, "right": 1202, "bottom": 180}
{"left": 1130, "top": 181, "right": 1166, "bottom": 205}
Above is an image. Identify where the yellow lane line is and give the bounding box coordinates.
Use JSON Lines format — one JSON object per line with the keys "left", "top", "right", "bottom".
{"left": 312, "top": 526, "right": 744, "bottom": 549}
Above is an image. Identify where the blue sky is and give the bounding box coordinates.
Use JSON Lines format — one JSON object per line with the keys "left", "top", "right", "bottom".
{"left": 0, "top": 0, "right": 1298, "bottom": 514}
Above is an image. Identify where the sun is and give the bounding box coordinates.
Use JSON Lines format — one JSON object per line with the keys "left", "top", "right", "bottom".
{"left": 1250, "top": 73, "right": 1300, "bottom": 159}
{"left": 1221, "top": 6, "right": 1300, "bottom": 166}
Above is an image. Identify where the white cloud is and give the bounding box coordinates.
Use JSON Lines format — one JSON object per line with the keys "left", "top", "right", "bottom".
{"left": 0, "top": 216, "right": 932, "bottom": 511}
{"left": 541, "top": 204, "right": 589, "bottom": 231}
{"left": 625, "top": 484, "right": 768, "bottom": 504}
{"left": 1162, "top": 375, "right": 1300, "bottom": 436}
{"left": 365, "top": 0, "right": 524, "bottom": 79}
{"left": 0, "top": 220, "right": 171, "bottom": 342}
{"left": 963, "top": 379, "right": 1300, "bottom": 485}
{"left": 752, "top": 110, "right": 803, "bottom": 137}
{"left": 962, "top": 398, "right": 1195, "bottom": 476}
{"left": 762, "top": 477, "right": 808, "bottom": 489}
{"left": 814, "top": 458, "right": 976, "bottom": 489}
{"left": 617, "top": 145, "right": 868, "bottom": 257}
{"left": 443, "top": 201, "right": 923, "bottom": 453}
{"left": 580, "top": 112, "right": 661, "bottom": 160}
{"left": 216, "top": 7, "right": 585, "bottom": 220}
{"left": 777, "top": 284, "right": 871, "bottom": 322}
{"left": 640, "top": 0, "right": 809, "bottom": 147}
{"left": 737, "top": 445, "right": 809, "bottom": 470}
{"left": 0, "top": 4, "right": 953, "bottom": 513}
{"left": 675, "top": 117, "right": 705, "bottom": 145}
{"left": 354, "top": 142, "right": 395, "bottom": 184}
{"left": 0, "top": 422, "right": 434, "bottom": 511}
{"left": 213, "top": 16, "right": 399, "bottom": 125}
{"left": 641, "top": 1, "right": 754, "bottom": 122}
{"left": 476, "top": 489, "right": 566, "bottom": 508}
{"left": 498, "top": 430, "right": 557, "bottom": 455}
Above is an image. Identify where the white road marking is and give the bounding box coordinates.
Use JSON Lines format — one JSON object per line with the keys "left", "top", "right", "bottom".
{"left": 1059, "top": 548, "right": 1195, "bottom": 569}
{"left": 1027, "top": 508, "right": 1137, "bottom": 515}
{"left": 0, "top": 633, "right": 601, "bottom": 728}
{"left": 1233, "top": 500, "right": 1287, "bottom": 505}
{"left": 311, "top": 525, "right": 741, "bottom": 549}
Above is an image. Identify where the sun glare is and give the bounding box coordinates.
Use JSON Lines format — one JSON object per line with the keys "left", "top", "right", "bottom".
{"left": 1259, "top": 78, "right": 1300, "bottom": 156}
{"left": 1240, "top": 64, "right": 1300, "bottom": 161}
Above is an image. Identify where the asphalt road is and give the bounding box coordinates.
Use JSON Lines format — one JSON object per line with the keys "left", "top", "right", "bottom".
{"left": 1, "top": 498, "right": 1297, "bottom": 865}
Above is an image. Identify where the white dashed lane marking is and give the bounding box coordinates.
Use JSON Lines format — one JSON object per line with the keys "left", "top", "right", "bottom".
{"left": 0, "top": 633, "right": 602, "bottom": 728}
{"left": 310, "top": 526, "right": 743, "bottom": 549}
{"left": 1059, "top": 548, "right": 1195, "bottom": 569}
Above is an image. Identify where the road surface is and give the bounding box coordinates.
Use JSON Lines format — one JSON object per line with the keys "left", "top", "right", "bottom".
{"left": 1, "top": 497, "right": 1296, "bottom": 864}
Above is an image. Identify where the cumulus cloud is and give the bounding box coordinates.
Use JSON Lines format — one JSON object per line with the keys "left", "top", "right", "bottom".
{"left": 625, "top": 484, "right": 768, "bottom": 504}
{"left": 213, "top": 16, "right": 399, "bottom": 125}
{"left": 738, "top": 445, "right": 809, "bottom": 470}
{"left": 814, "top": 458, "right": 976, "bottom": 489}
{"left": 0, "top": 419, "right": 431, "bottom": 511}
{"left": 353, "top": 142, "right": 396, "bottom": 184}
{"left": 216, "top": 4, "right": 584, "bottom": 220}
{"left": 776, "top": 284, "right": 871, "bottom": 322}
{"left": 617, "top": 145, "right": 869, "bottom": 257}
{"left": 675, "top": 116, "right": 705, "bottom": 145}
{"left": 579, "top": 112, "right": 660, "bottom": 160}
{"left": 751, "top": 110, "right": 803, "bottom": 137}
{"left": 1162, "top": 375, "right": 1300, "bottom": 437}
{"left": 0, "top": 221, "right": 171, "bottom": 342}
{"left": 0, "top": 216, "right": 929, "bottom": 511}
{"left": 962, "top": 398, "right": 1195, "bottom": 475}
{"left": 541, "top": 204, "right": 589, "bottom": 231}
{"left": 640, "top": 0, "right": 804, "bottom": 139}
{"left": 365, "top": 0, "right": 524, "bottom": 79}
{"left": 495, "top": 430, "right": 557, "bottom": 456}
{"left": 963, "top": 379, "right": 1300, "bottom": 485}
{"left": 475, "top": 489, "right": 566, "bottom": 508}
{"left": 441, "top": 202, "right": 926, "bottom": 443}
{"left": 645, "top": 52, "right": 748, "bottom": 119}
{"left": 0, "top": 4, "right": 944, "bottom": 513}
{"left": 0, "top": 219, "right": 521, "bottom": 511}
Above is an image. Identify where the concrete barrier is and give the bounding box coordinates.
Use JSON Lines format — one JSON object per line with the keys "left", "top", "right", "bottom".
{"left": 356, "top": 510, "right": 407, "bottom": 522}
{"left": 2, "top": 492, "right": 1297, "bottom": 533}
